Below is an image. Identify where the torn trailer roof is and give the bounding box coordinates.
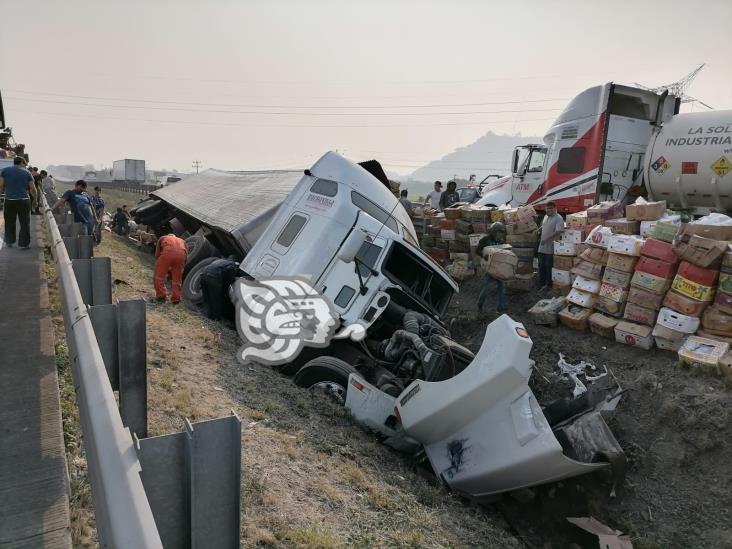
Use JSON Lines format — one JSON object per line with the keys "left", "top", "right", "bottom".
{"left": 150, "top": 168, "right": 303, "bottom": 254}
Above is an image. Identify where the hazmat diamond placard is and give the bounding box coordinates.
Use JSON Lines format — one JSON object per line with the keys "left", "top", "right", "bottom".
{"left": 711, "top": 156, "right": 731, "bottom": 178}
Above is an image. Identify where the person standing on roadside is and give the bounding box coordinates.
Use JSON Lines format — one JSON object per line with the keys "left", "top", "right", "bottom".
{"left": 0, "top": 156, "right": 38, "bottom": 249}
{"left": 154, "top": 232, "right": 188, "bottom": 304}
{"left": 439, "top": 180, "right": 460, "bottom": 210}
{"left": 537, "top": 201, "right": 564, "bottom": 291}
{"left": 399, "top": 189, "right": 413, "bottom": 216}
{"left": 90, "top": 186, "right": 106, "bottom": 243}
{"left": 52, "top": 180, "right": 95, "bottom": 237}
{"left": 423, "top": 181, "right": 442, "bottom": 210}
{"left": 112, "top": 207, "right": 129, "bottom": 235}
{"left": 32, "top": 172, "right": 43, "bottom": 214}
{"left": 475, "top": 222, "right": 509, "bottom": 314}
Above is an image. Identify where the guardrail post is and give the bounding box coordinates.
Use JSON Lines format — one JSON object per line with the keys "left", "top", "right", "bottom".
{"left": 137, "top": 413, "right": 242, "bottom": 549}
{"left": 79, "top": 235, "right": 94, "bottom": 259}
{"left": 72, "top": 258, "right": 111, "bottom": 306}
{"left": 64, "top": 236, "right": 79, "bottom": 260}
{"left": 118, "top": 299, "right": 147, "bottom": 438}
{"left": 89, "top": 304, "right": 119, "bottom": 390}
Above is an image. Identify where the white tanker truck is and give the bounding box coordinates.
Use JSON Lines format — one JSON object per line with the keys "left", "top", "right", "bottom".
{"left": 477, "top": 83, "right": 732, "bottom": 216}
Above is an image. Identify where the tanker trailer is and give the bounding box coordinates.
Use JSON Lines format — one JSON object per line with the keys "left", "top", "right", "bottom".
{"left": 645, "top": 110, "right": 732, "bottom": 215}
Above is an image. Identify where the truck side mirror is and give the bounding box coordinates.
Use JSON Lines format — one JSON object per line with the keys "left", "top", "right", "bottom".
{"left": 338, "top": 228, "right": 368, "bottom": 263}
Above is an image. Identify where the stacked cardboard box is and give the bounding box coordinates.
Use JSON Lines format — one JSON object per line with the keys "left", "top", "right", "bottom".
{"left": 503, "top": 205, "right": 538, "bottom": 281}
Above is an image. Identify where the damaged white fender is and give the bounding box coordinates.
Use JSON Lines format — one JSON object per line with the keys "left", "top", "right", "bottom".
{"left": 395, "top": 315, "right": 623, "bottom": 500}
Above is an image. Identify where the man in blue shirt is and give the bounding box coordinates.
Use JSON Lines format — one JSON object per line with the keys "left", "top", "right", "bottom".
{"left": 0, "top": 156, "right": 38, "bottom": 248}
{"left": 52, "top": 180, "right": 95, "bottom": 237}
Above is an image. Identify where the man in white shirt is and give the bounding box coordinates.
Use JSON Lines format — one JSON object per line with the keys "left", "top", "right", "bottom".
{"left": 424, "top": 181, "right": 442, "bottom": 209}
{"left": 537, "top": 201, "right": 565, "bottom": 290}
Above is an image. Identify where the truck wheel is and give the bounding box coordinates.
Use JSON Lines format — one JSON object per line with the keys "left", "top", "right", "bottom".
{"left": 182, "top": 256, "right": 217, "bottom": 305}
{"left": 183, "top": 235, "right": 217, "bottom": 278}
{"left": 293, "top": 356, "right": 359, "bottom": 404}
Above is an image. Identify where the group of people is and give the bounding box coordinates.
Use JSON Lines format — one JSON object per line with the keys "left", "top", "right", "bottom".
{"left": 424, "top": 180, "right": 461, "bottom": 211}
{"left": 476, "top": 200, "right": 565, "bottom": 315}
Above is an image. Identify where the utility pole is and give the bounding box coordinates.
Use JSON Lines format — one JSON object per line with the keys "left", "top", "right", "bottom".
{"left": 192, "top": 160, "right": 202, "bottom": 174}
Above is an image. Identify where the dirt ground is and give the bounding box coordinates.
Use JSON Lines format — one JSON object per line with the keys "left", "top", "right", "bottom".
{"left": 57, "top": 218, "right": 731, "bottom": 548}
{"left": 450, "top": 279, "right": 732, "bottom": 549}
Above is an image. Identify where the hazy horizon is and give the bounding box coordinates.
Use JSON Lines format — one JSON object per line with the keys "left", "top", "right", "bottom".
{"left": 2, "top": 0, "right": 730, "bottom": 177}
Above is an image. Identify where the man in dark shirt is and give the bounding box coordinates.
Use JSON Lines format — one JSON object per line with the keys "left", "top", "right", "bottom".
{"left": 112, "top": 207, "right": 129, "bottom": 235}
{"left": 52, "top": 180, "right": 95, "bottom": 236}
{"left": 90, "top": 186, "right": 106, "bottom": 243}
{"left": 0, "top": 157, "right": 38, "bottom": 248}
{"left": 439, "top": 180, "right": 460, "bottom": 210}
{"left": 475, "top": 222, "right": 509, "bottom": 314}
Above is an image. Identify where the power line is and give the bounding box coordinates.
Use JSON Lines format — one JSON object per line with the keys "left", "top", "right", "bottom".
{"left": 6, "top": 89, "right": 570, "bottom": 110}
{"left": 6, "top": 95, "right": 562, "bottom": 117}
{"left": 14, "top": 108, "right": 557, "bottom": 128}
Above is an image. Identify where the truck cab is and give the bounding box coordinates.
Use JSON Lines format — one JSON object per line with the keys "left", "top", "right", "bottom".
{"left": 478, "top": 83, "right": 678, "bottom": 213}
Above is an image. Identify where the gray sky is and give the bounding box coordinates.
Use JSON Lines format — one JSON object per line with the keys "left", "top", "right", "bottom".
{"left": 2, "top": 0, "right": 730, "bottom": 175}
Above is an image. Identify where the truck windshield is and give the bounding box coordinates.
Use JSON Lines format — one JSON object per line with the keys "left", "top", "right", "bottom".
{"left": 382, "top": 242, "right": 453, "bottom": 315}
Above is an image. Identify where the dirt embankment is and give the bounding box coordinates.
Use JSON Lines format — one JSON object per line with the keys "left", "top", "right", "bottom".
{"left": 451, "top": 279, "right": 732, "bottom": 548}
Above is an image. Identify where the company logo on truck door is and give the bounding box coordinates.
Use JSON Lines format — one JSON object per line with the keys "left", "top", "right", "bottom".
{"left": 232, "top": 277, "right": 366, "bottom": 365}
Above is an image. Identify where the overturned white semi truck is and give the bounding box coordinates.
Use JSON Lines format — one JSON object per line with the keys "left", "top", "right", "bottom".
{"left": 132, "top": 151, "right": 624, "bottom": 498}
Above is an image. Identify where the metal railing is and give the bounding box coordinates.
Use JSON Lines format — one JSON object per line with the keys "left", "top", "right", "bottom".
{"left": 43, "top": 198, "right": 164, "bottom": 548}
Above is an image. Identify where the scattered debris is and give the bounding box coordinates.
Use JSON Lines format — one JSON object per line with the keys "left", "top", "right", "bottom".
{"left": 567, "top": 517, "right": 633, "bottom": 549}
{"left": 557, "top": 353, "right": 608, "bottom": 397}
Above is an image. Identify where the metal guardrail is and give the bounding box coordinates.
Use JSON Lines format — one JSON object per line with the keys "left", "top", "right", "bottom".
{"left": 43, "top": 199, "right": 164, "bottom": 548}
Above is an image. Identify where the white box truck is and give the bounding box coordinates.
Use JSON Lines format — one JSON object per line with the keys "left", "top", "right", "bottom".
{"left": 112, "top": 159, "right": 145, "bottom": 182}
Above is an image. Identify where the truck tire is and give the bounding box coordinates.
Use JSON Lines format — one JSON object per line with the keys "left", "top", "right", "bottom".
{"left": 293, "top": 356, "right": 359, "bottom": 404}
{"left": 182, "top": 256, "right": 217, "bottom": 305}
{"left": 183, "top": 235, "right": 218, "bottom": 278}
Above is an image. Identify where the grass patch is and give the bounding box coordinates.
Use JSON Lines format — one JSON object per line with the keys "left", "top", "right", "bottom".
{"left": 284, "top": 526, "right": 340, "bottom": 549}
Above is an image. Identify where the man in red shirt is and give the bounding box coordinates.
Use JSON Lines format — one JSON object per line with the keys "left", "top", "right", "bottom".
{"left": 154, "top": 233, "right": 188, "bottom": 303}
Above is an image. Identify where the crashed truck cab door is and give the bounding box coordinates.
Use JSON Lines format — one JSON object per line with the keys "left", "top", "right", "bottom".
{"left": 395, "top": 315, "right": 617, "bottom": 499}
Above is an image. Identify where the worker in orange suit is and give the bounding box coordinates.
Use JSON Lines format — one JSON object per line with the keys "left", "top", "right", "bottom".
{"left": 154, "top": 233, "right": 188, "bottom": 303}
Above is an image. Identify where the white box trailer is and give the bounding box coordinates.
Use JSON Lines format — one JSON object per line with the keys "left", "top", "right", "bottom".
{"left": 112, "top": 159, "right": 145, "bottom": 182}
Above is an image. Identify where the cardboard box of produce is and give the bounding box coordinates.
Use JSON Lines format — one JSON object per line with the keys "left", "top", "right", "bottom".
{"left": 585, "top": 226, "right": 612, "bottom": 248}
{"left": 588, "top": 200, "right": 623, "bottom": 223}
{"left": 567, "top": 288, "right": 597, "bottom": 308}
{"left": 639, "top": 220, "right": 658, "bottom": 238}
{"left": 715, "top": 290, "right": 732, "bottom": 315}
{"left": 603, "top": 268, "right": 632, "bottom": 288}
{"left": 678, "top": 336, "right": 730, "bottom": 369}
{"left": 701, "top": 306, "right": 732, "bottom": 337}
{"left": 512, "top": 247, "right": 536, "bottom": 261}
{"left": 723, "top": 251, "right": 732, "bottom": 269}
{"left": 606, "top": 252, "right": 638, "bottom": 273}
{"left": 572, "top": 260, "right": 604, "bottom": 280}
{"left": 625, "top": 199, "right": 666, "bottom": 221}
{"left": 463, "top": 206, "right": 493, "bottom": 221}
{"left": 473, "top": 222, "right": 489, "bottom": 234}
{"left": 503, "top": 205, "right": 536, "bottom": 225}
{"left": 554, "top": 241, "right": 577, "bottom": 256}
{"left": 680, "top": 223, "right": 732, "bottom": 242}
{"left": 490, "top": 209, "right": 505, "bottom": 222}
{"left": 552, "top": 269, "right": 571, "bottom": 287}
{"left": 608, "top": 234, "right": 644, "bottom": 256}
{"left": 606, "top": 218, "right": 640, "bottom": 235}
{"left": 573, "top": 275, "right": 601, "bottom": 294}
{"left": 652, "top": 323, "right": 687, "bottom": 342}
{"left": 628, "top": 286, "right": 665, "bottom": 310}
{"left": 614, "top": 321, "right": 654, "bottom": 350}
{"left": 528, "top": 297, "right": 566, "bottom": 326}
{"left": 657, "top": 307, "right": 701, "bottom": 334}
{"left": 579, "top": 246, "right": 609, "bottom": 265}
{"left": 507, "top": 273, "right": 536, "bottom": 292}
{"left": 662, "top": 290, "right": 708, "bottom": 317}
{"left": 444, "top": 205, "right": 466, "bottom": 219}
{"left": 674, "top": 234, "right": 728, "bottom": 268}
{"left": 652, "top": 221, "right": 681, "bottom": 243}
{"left": 455, "top": 219, "right": 473, "bottom": 234}
{"left": 449, "top": 252, "right": 470, "bottom": 261}
{"left": 636, "top": 256, "right": 678, "bottom": 280}
{"left": 574, "top": 242, "right": 590, "bottom": 256}
{"left": 719, "top": 352, "right": 732, "bottom": 378}
{"left": 641, "top": 239, "right": 678, "bottom": 263}
{"left": 507, "top": 231, "right": 538, "bottom": 247}
{"left": 655, "top": 336, "right": 686, "bottom": 352}
{"left": 481, "top": 248, "right": 518, "bottom": 281}
{"left": 566, "top": 211, "right": 588, "bottom": 228}
{"left": 468, "top": 233, "right": 487, "bottom": 247}
{"left": 599, "top": 281, "right": 629, "bottom": 304}
{"left": 720, "top": 272, "right": 732, "bottom": 294}
{"left": 558, "top": 305, "right": 592, "bottom": 331}
{"left": 561, "top": 228, "right": 585, "bottom": 244}
{"left": 553, "top": 255, "right": 574, "bottom": 271}
{"left": 589, "top": 312, "right": 619, "bottom": 338}
{"left": 506, "top": 219, "right": 538, "bottom": 235}
{"left": 441, "top": 229, "right": 456, "bottom": 241}
{"left": 595, "top": 295, "right": 626, "bottom": 317}
{"left": 671, "top": 274, "right": 715, "bottom": 302}
{"left": 517, "top": 260, "right": 535, "bottom": 275}
{"left": 631, "top": 270, "right": 672, "bottom": 295}
{"left": 623, "top": 302, "right": 658, "bottom": 326}
{"left": 677, "top": 261, "right": 720, "bottom": 287}
{"left": 440, "top": 218, "right": 457, "bottom": 229}
{"left": 449, "top": 239, "right": 470, "bottom": 253}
